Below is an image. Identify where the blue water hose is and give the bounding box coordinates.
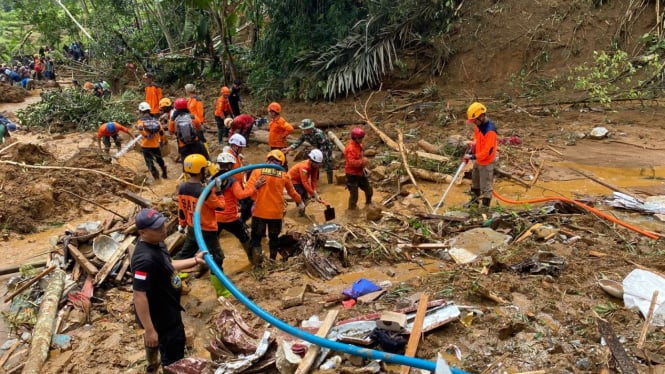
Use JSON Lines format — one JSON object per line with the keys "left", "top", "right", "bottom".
{"left": 193, "top": 163, "right": 468, "bottom": 374}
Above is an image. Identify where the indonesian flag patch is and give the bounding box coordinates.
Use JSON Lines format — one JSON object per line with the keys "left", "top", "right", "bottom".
{"left": 134, "top": 270, "right": 148, "bottom": 280}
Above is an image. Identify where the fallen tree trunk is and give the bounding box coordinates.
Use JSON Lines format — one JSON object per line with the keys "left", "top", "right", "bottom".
{"left": 22, "top": 268, "right": 66, "bottom": 374}
{"left": 411, "top": 168, "right": 452, "bottom": 183}
{"left": 327, "top": 131, "right": 346, "bottom": 153}
{"left": 0, "top": 261, "right": 47, "bottom": 276}
{"left": 417, "top": 139, "right": 440, "bottom": 154}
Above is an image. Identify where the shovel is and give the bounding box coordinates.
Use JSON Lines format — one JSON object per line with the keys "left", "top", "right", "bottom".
{"left": 318, "top": 199, "right": 336, "bottom": 221}
{"left": 433, "top": 160, "right": 467, "bottom": 214}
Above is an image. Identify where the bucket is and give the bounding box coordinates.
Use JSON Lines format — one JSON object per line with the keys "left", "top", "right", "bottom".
{"left": 92, "top": 235, "right": 119, "bottom": 262}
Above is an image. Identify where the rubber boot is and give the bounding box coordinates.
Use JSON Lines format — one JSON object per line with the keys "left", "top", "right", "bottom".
{"left": 481, "top": 197, "right": 492, "bottom": 209}
{"left": 464, "top": 188, "right": 480, "bottom": 208}
{"left": 210, "top": 274, "right": 232, "bottom": 297}
{"left": 241, "top": 241, "right": 252, "bottom": 262}
{"left": 161, "top": 165, "right": 168, "bottom": 179}
{"left": 251, "top": 247, "right": 263, "bottom": 267}
{"left": 145, "top": 346, "right": 160, "bottom": 373}
{"left": 327, "top": 171, "right": 334, "bottom": 184}
{"left": 150, "top": 168, "right": 160, "bottom": 180}
{"left": 348, "top": 187, "right": 359, "bottom": 210}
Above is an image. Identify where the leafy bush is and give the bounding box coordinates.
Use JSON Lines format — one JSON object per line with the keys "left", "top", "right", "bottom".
{"left": 17, "top": 89, "right": 135, "bottom": 132}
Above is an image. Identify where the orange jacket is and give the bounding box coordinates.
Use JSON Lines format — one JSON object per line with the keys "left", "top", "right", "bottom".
{"left": 178, "top": 181, "right": 224, "bottom": 231}
{"left": 268, "top": 116, "right": 293, "bottom": 148}
{"left": 214, "top": 95, "right": 232, "bottom": 118}
{"left": 97, "top": 122, "right": 129, "bottom": 138}
{"left": 137, "top": 117, "right": 164, "bottom": 148}
{"left": 247, "top": 168, "right": 301, "bottom": 220}
{"left": 344, "top": 140, "right": 366, "bottom": 176}
{"left": 473, "top": 119, "right": 498, "bottom": 166}
{"left": 214, "top": 179, "right": 255, "bottom": 223}
{"left": 144, "top": 84, "right": 163, "bottom": 115}
{"left": 187, "top": 96, "right": 204, "bottom": 128}
{"left": 288, "top": 160, "right": 319, "bottom": 196}
{"left": 226, "top": 147, "right": 244, "bottom": 184}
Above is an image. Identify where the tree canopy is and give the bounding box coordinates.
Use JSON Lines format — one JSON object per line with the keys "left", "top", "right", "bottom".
{"left": 2, "top": 0, "right": 461, "bottom": 100}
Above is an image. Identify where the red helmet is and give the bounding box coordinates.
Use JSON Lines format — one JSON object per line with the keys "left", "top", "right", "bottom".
{"left": 174, "top": 97, "right": 188, "bottom": 110}
{"left": 351, "top": 127, "right": 365, "bottom": 139}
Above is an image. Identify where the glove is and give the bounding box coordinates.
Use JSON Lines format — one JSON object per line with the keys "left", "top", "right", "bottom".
{"left": 297, "top": 202, "right": 306, "bottom": 216}
{"left": 177, "top": 225, "right": 185, "bottom": 233}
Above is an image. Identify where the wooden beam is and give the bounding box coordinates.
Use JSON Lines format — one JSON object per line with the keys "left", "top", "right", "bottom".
{"left": 295, "top": 309, "right": 340, "bottom": 374}
{"left": 120, "top": 191, "right": 152, "bottom": 208}
{"left": 400, "top": 293, "right": 429, "bottom": 374}
{"left": 0, "top": 261, "right": 47, "bottom": 276}
{"left": 94, "top": 236, "right": 135, "bottom": 286}
{"left": 67, "top": 244, "right": 99, "bottom": 276}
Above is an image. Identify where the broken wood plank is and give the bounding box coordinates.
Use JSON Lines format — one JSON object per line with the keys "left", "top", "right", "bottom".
{"left": 282, "top": 284, "right": 308, "bottom": 309}
{"left": 120, "top": 191, "right": 152, "bottom": 208}
{"left": 114, "top": 255, "right": 131, "bottom": 283}
{"left": 637, "top": 290, "right": 659, "bottom": 350}
{"left": 4, "top": 265, "right": 56, "bottom": 303}
{"left": 294, "top": 309, "right": 340, "bottom": 374}
{"left": 22, "top": 268, "right": 66, "bottom": 374}
{"left": 327, "top": 131, "right": 346, "bottom": 153}
{"left": 67, "top": 244, "right": 99, "bottom": 276}
{"left": 94, "top": 236, "right": 135, "bottom": 286}
{"left": 596, "top": 317, "right": 638, "bottom": 374}
{"left": 400, "top": 293, "right": 429, "bottom": 374}
{"left": 0, "top": 340, "right": 20, "bottom": 368}
{"left": 514, "top": 223, "right": 543, "bottom": 244}
{"left": 165, "top": 231, "right": 185, "bottom": 255}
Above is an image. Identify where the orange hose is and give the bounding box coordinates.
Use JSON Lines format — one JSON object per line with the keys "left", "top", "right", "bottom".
{"left": 492, "top": 191, "right": 659, "bottom": 240}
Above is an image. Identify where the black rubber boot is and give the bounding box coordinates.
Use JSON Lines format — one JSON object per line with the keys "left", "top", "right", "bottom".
{"left": 150, "top": 169, "right": 160, "bottom": 180}
{"left": 327, "top": 171, "right": 334, "bottom": 184}
{"left": 464, "top": 189, "right": 480, "bottom": 208}
{"left": 161, "top": 165, "right": 168, "bottom": 179}
{"left": 241, "top": 241, "right": 252, "bottom": 261}
{"left": 251, "top": 247, "right": 263, "bottom": 267}
{"left": 481, "top": 197, "right": 492, "bottom": 209}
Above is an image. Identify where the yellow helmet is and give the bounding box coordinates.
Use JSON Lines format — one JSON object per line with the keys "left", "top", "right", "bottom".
{"left": 183, "top": 154, "right": 209, "bottom": 174}
{"left": 466, "top": 102, "right": 487, "bottom": 123}
{"left": 159, "top": 98, "right": 172, "bottom": 108}
{"left": 266, "top": 150, "right": 286, "bottom": 166}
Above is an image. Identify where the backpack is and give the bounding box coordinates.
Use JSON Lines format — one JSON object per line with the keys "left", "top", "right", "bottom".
{"left": 142, "top": 117, "right": 161, "bottom": 134}
{"left": 174, "top": 114, "right": 196, "bottom": 144}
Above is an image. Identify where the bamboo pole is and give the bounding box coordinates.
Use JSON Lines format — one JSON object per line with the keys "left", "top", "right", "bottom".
{"left": 398, "top": 131, "right": 434, "bottom": 213}
{"left": 22, "top": 268, "right": 66, "bottom": 374}
{"left": 327, "top": 131, "right": 346, "bottom": 153}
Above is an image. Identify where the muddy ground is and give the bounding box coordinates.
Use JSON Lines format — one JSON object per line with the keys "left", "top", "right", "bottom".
{"left": 2, "top": 0, "right": 665, "bottom": 373}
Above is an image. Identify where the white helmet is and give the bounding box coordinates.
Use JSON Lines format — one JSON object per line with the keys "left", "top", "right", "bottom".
{"left": 308, "top": 149, "right": 323, "bottom": 164}
{"left": 138, "top": 102, "right": 151, "bottom": 112}
{"left": 228, "top": 133, "right": 246, "bottom": 147}
{"left": 224, "top": 118, "right": 233, "bottom": 128}
{"left": 184, "top": 83, "right": 196, "bottom": 93}
{"left": 216, "top": 152, "right": 236, "bottom": 164}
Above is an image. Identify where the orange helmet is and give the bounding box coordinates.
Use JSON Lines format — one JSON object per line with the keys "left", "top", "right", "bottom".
{"left": 268, "top": 102, "right": 281, "bottom": 114}
{"left": 221, "top": 86, "right": 230, "bottom": 95}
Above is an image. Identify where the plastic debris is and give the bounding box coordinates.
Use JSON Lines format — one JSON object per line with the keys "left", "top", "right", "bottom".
{"left": 623, "top": 269, "right": 665, "bottom": 326}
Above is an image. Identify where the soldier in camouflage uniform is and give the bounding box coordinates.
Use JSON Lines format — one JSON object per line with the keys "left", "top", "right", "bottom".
{"left": 284, "top": 119, "right": 335, "bottom": 184}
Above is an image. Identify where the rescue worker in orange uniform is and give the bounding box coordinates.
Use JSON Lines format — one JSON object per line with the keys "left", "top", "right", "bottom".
{"left": 175, "top": 154, "right": 226, "bottom": 277}
{"left": 226, "top": 114, "right": 255, "bottom": 143}
{"left": 224, "top": 134, "right": 254, "bottom": 222}
{"left": 96, "top": 121, "right": 132, "bottom": 153}
{"left": 246, "top": 150, "right": 303, "bottom": 265}
{"left": 464, "top": 102, "right": 498, "bottom": 209}
{"left": 344, "top": 127, "right": 373, "bottom": 210}
{"left": 168, "top": 97, "right": 209, "bottom": 161}
{"left": 143, "top": 73, "right": 163, "bottom": 117}
{"left": 212, "top": 152, "right": 266, "bottom": 262}
{"left": 288, "top": 149, "right": 323, "bottom": 215}
{"left": 267, "top": 102, "right": 293, "bottom": 150}
{"left": 137, "top": 102, "right": 168, "bottom": 180}
{"left": 184, "top": 83, "right": 206, "bottom": 144}
{"left": 214, "top": 86, "right": 233, "bottom": 145}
